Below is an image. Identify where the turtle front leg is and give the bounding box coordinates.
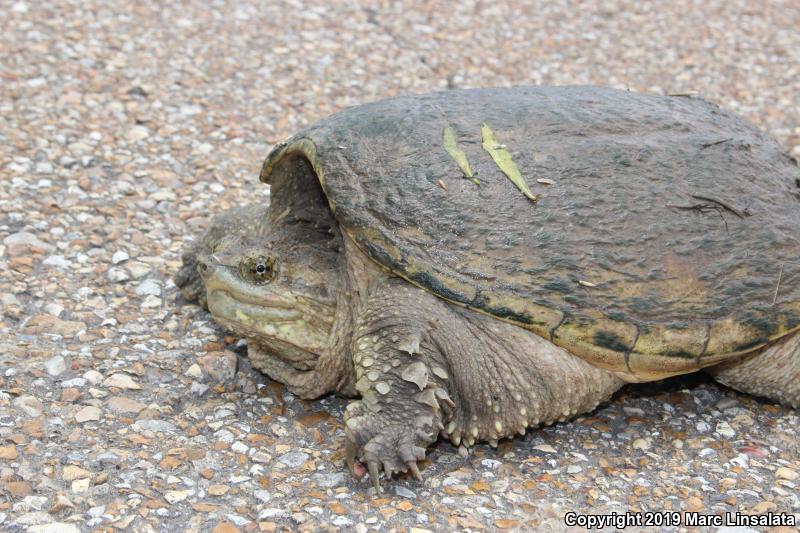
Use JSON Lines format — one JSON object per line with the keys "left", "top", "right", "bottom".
{"left": 345, "top": 279, "right": 625, "bottom": 490}
{"left": 344, "top": 282, "right": 453, "bottom": 491}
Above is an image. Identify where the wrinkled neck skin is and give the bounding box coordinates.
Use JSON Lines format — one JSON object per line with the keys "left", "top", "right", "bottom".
{"left": 248, "top": 232, "right": 383, "bottom": 399}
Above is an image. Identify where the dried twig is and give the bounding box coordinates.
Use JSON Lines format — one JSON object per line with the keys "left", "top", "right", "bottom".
{"left": 689, "top": 194, "right": 747, "bottom": 219}
{"left": 700, "top": 138, "right": 733, "bottom": 149}
{"left": 666, "top": 202, "right": 729, "bottom": 232}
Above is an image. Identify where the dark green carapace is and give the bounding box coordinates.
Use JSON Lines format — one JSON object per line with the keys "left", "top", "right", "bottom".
{"left": 261, "top": 86, "right": 800, "bottom": 378}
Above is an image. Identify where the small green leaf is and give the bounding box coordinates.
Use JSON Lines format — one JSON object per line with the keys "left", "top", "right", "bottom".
{"left": 443, "top": 126, "right": 481, "bottom": 186}
{"left": 481, "top": 123, "right": 538, "bottom": 202}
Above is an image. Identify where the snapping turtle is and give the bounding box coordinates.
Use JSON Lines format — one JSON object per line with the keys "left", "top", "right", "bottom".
{"left": 175, "top": 86, "right": 800, "bottom": 489}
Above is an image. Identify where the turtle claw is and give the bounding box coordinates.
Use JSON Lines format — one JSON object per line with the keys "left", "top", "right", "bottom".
{"left": 406, "top": 461, "right": 423, "bottom": 481}
{"left": 367, "top": 460, "right": 382, "bottom": 492}
{"left": 344, "top": 399, "right": 439, "bottom": 491}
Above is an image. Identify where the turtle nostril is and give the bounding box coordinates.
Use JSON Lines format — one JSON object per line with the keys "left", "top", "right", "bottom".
{"left": 197, "top": 257, "right": 211, "bottom": 277}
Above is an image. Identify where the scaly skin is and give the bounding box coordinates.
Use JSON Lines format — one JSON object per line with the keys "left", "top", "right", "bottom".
{"left": 343, "top": 278, "right": 624, "bottom": 489}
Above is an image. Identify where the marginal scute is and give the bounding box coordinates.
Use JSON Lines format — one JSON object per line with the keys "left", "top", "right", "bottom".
{"left": 552, "top": 313, "right": 638, "bottom": 370}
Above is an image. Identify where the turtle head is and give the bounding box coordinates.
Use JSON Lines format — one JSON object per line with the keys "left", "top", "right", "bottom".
{"left": 198, "top": 223, "right": 341, "bottom": 377}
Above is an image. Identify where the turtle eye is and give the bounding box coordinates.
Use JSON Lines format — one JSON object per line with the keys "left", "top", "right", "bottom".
{"left": 240, "top": 255, "right": 277, "bottom": 284}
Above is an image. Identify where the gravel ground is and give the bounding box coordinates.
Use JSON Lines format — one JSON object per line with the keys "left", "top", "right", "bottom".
{"left": 1, "top": 1, "right": 799, "bottom": 532}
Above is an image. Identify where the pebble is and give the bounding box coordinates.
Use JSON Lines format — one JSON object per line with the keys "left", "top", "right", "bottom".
{"left": 111, "top": 250, "right": 130, "bottom": 264}
{"left": 716, "top": 421, "right": 736, "bottom": 439}
{"left": 107, "top": 267, "right": 131, "bottom": 283}
{"left": 62, "top": 465, "right": 92, "bottom": 481}
{"left": 13, "top": 396, "right": 43, "bottom": 417}
{"left": 41, "top": 255, "right": 71, "bottom": 268}
{"left": 133, "top": 419, "right": 177, "bottom": 433}
{"left": 277, "top": 452, "right": 309, "bottom": 468}
{"left": 165, "top": 489, "right": 194, "bottom": 503}
{"left": 3, "top": 232, "right": 55, "bottom": 253}
{"left": 43, "top": 303, "right": 64, "bottom": 317}
{"left": 199, "top": 352, "right": 238, "bottom": 382}
{"left": 106, "top": 396, "right": 147, "bottom": 414}
{"left": 135, "top": 279, "right": 162, "bottom": 296}
{"left": 775, "top": 467, "right": 798, "bottom": 481}
{"left": 43, "top": 355, "right": 67, "bottom": 377}
{"left": 103, "top": 373, "right": 142, "bottom": 390}
{"left": 75, "top": 406, "right": 102, "bottom": 422}
{"left": 394, "top": 486, "right": 417, "bottom": 499}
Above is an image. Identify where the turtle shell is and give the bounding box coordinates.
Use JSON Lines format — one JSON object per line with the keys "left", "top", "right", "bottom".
{"left": 260, "top": 86, "right": 800, "bottom": 380}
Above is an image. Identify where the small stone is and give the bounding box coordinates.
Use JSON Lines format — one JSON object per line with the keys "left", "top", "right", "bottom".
{"left": 135, "top": 279, "right": 161, "bottom": 296}
{"left": 775, "top": 467, "right": 798, "bottom": 481}
{"left": 27, "top": 315, "right": 86, "bottom": 337}
{"left": 566, "top": 465, "right": 583, "bottom": 474}
{"left": 82, "top": 370, "right": 103, "bottom": 384}
{"left": 44, "top": 303, "right": 64, "bottom": 317}
{"left": 126, "top": 261, "right": 152, "bottom": 278}
{"left": 71, "top": 478, "right": 90, "bottom": 493}
{"left": 4, "top": 481, "right": 32, "bottom": 498}
{"left": 141, "top": 295, "right": 162, "bottom": 308}
{"left": 103, "top": 373, "right": 141, "bottom": 390}
{"left": 199, "top": 352, "right": 238, "bottom": 383}
{"left": 62, "top": 465, "right": 92, "bottom": 481}
{"left": 0, "top": 444, "right": 18, "bottom": 460}
{"left": 211, "top": 522, "right": 240, "bottom": 533}
{"left": 111, "top": 250, "right": 130, "bottom": 264}
{"left": 208, "top": 484, "right": 229, "bottom": 496}
{"left": 107, "top": 267, "right": 131, "bottom": 282}
{"left": 685, "top": 496, "right": 704, "bottom": 512}
{"left": 75, "top": 406, "right": 102, "bottom": 423}
{"left": 394, "top": 485, "right": 416, "bottom": 499}
{"left": 311, "top": 472, "right": 347, "bottom": 489}
{"left": 43, "top": 355, "right": 67, "bottom": 377}
{"left": 231, "top": 441, "right": 249, "bottom": 454}
{"left": 277, "top": 452, "right": 309, "bottom": 468}
{"left": 61, "top": 378, "right": 86, "bottom": 388}
{"left": 42, "top": 255, "right": 71, "bottom": 269}
{"left": 533, "top": 444, "right": 556, "bottom": 453}
{"left": 632, "top": 438, "right": 651, "bottom": 451}
{"left": 35, "top": 161, "right": 53, "bottom": 173}
{"left": 749, "top": 501, "right": 777, "bottom": 514}
{"left": 715, "top": 421, "right": 735, "bottom": 439}
{"left": 13, "top": 395, "right": 43, "bottom": 417}
{"left": 481, "top": 458, "right": 502, "bottom": 469}
{"left": 106, "top": 396, "right": 147, "bottom": 414}
{"left": 185, "top": 364, "right": 204, "bottom": 380}
{"left": 165, "top": 489, "right": 193, "bottom": 503}
{"left": 3, "top": 231, "right": 55, "bottom": 254}
{"left": 126, "top": 125, "right": 151, "bottom": 141}
{"left": 396, "top": 500, "right": 414, "bottom": 511}
{"left": 133, "top": 419, "right": 176, "bottom": 433}
{"left": 50, "top": 493, "right": 75, "bottom": 513}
